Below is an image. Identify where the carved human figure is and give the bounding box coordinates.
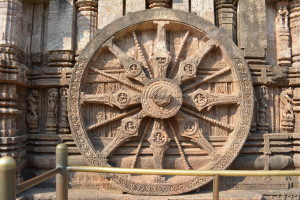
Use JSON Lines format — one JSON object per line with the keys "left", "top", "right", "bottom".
{"left": 257, "top": 86, "right": 268, "bottom": 126}
{"left": 48, "top": 88, "right": 59, "bottom": 114}
{"left": 280, "top": 87, "right": 294, "bottom": 120}
{"left": 27, "top": 89, "right": 39, "bottom": 131}
{"left": 277, "top": 4, "right": 289, "bottom": 30}
{"left": 45, "top": 88, "right": 59, "bottom": 134}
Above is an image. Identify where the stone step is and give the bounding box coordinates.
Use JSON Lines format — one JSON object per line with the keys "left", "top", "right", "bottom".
{"left": 17, "top": 188, "right": 266, "bottom": 200}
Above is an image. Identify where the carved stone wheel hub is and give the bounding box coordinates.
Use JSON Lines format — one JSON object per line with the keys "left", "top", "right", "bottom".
{"left": 68, "top": 9, "right": 254, "bottom": 195}
{"left": 142, "top": 79, "right": 182, "bottom": 119}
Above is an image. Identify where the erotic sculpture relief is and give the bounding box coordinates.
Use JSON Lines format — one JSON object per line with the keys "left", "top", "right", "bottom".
{"left": 68, "top": 9, "right": 253, "bottom": 195}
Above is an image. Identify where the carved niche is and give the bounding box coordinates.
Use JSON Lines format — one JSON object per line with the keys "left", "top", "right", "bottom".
{"left": 68, "top": 9, "right": 253, "bottom": 195}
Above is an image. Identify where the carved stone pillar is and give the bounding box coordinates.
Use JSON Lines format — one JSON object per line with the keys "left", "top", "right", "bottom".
{"left": 45, "top": 88, "right": 59, "bottom": 134}
{"left": 289, "top": 0, "right": 300, "bottom": 68}
{"left": 294, "top": 88, "right": 300, "bottom": 132}
{"left": 98, "top": 0, "right": 123, "bottom": 29}
{"left": 215, "top": 0, "right": 237, "bottom": 43}
{"left": 31, "top": 3, "right": 44, "bottom": 65}
{"left": 172, "top": 0, "right": 189, "bottom": 12}
{"left": 191, "top": 0, "right": 215, "bottom": 24}
{"left": 293, "top": 88, "right": 300, "bottom": 185}
{"left": 0, "top": 0, "right": 25, "bottom": 182}
{"left": 237, "top": 0, "right": 267, "bottom": 64}
{"left": 59, "top": 88, "right": 70, "bottom": 134}
{"left": 276, "top": 0, "right": 292, "bottom": 67}
{"left": 0, "top": 0, "right": 22, "bottom": 137}
{"left": 126, "top": 0, "right": 145, "bottom": 13}
{"left": 148, "top": 0, "right": 171, "bottom": 8}
{"left": 75, "top": 0, "right": 98, "bottom": 55}
{"left": 47, "top": 0, "right": 75, "bottom": 67}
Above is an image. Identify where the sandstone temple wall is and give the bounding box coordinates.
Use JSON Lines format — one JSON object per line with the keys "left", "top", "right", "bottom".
{"left": 0, "top": 0, "right": 300, "bottom": 195}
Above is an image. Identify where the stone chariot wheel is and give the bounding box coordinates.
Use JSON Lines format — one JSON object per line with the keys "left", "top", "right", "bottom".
{"left": 68, "top": 9, "right": 254, "bottom": 195}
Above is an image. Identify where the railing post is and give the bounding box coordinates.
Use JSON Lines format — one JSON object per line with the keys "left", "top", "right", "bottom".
{"left": 213, "top": 175, "right": 220, "bottom": 200}
{"left": 0, "top": 156, "right": 16, "bottom": 200}
{"left": 56, "top": 144, "right": 68, "bottom": 200}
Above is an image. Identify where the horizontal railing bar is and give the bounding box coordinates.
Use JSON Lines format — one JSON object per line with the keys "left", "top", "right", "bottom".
{"left": 16, "top": 168, "right": 61, "bottom": 194}
{"left": 67, "top": 166, "right": 300, "bottom": 177}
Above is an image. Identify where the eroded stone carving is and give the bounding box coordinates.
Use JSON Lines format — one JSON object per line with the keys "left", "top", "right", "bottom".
{"left": 59, "top": 87, "right": 70, "bottom": 134}
{"left": 27, "top": 89, "right": 39, "bottom": 133}
{"left": 278, "top": 2, "right": 289, "bottom": 30}
{"left": 68, "top": 9, "right": 253, "bottom": 195}
{"left": 257, "top": 85, "right": 269, "bottom": 133}
{"left": 280, "top": 87, "right": 294, "bottom": 132}
{"left": 276, "top": 0, "right": 292, "bottom": 67}
{"left": 46, "top": 88, "right": 59, "bottom": 134}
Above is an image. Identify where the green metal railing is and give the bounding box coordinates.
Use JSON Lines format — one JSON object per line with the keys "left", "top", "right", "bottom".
{"left": 1, "top": 143, "right": 300, "bottom": 200}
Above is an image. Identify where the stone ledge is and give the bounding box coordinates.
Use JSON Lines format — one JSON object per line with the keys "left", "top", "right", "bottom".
{"left": 17, "top": 188, "right": 266, "bottom": 200}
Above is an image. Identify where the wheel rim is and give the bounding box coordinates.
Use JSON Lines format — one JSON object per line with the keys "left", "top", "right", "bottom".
{"left": 68, "top": 9, "right": 254, "bottom": 195}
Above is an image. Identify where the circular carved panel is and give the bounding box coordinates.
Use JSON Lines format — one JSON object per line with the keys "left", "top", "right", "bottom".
{"left": 68, "top": 9, "right": 254, "bottom": 195}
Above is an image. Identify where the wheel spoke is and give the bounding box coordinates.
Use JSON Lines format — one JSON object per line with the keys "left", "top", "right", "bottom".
{"left": 81, "top": 88, "right": 141, "bottom": 110}
{"left": 180, "top": 107, "right": 234, "bottom": 131}
{"left": 132, "top": 31, "right": 154, "bottom": 79}
{"left": 148, "top": 119, "right": 170, "bottom": 182}
{"left": 104, "top": 38, "right": 150, "bottom": 84}
{"left": 176, "top": 112, "right": 219, "bottom": 159}
{"left": 131, "top": 119, "right": 151, "bottom": 168}
{"left": 169, "top": 31, "right": 190, "bottom": 78}
{"left": 101, "top": 110, "right": 146, "bottom": 157}
{"left": 174, "top": 39, "right": 218, "bottom": 85}
{"left": 167, "top": 119, "right": 190, "bottom": 170}
{"left": 183, "top": 88, "right": 240, "bottom": 112}
{"left": 150, "top": 21, "right": 171, "bottom": 78}
{"left": 90, "top": 67, "right": 143, "bottom": 92}
{"left": 182, "top": 66, "right": 231, "bottom": 93}
{"left": 87, "top": 107, "right": 141, "bottom": 131}
{"left": 148, "top": 119, "right": 170, "bottom": 169}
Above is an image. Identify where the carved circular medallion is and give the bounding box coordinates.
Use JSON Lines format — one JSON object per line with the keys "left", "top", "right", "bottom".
{"left": 183, "top": 120, "right": 198, "bottom": 136}
{"left": 68, "top": 9, "right": 253, "bottom": 195}
{"left": 129, "top": 64, "right": 142, "bottom": 77}
{"left": 116, "top": 92, "right": 130, "bottom": 105}
{"left": 142, "top": 79, "right": 182, "bottom": 119}
{"left": 193, "top": 93, "right": 207, "bottom": 107}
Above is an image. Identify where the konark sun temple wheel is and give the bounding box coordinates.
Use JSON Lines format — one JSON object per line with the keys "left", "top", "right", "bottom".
{"left": 68, "top": 9, "right": 254, "bottom": 195}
